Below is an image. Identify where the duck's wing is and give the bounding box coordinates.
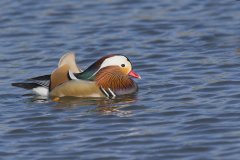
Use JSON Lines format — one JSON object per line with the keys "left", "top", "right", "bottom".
{"left": 50, "top": 64, "right": 70, "bottom": 90}
{"left": 28, "top": 52, "right": 82, "bottom": 81}
{"left": 58, "top": 52, "right": 82, "bottom": 73}
{"left": 50, "top": 52, "right": 84, "bottom": 90}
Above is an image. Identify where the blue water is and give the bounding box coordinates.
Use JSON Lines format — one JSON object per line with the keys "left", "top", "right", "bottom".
{"left": 0, "top": 0, "right": 240, "bottom": 159}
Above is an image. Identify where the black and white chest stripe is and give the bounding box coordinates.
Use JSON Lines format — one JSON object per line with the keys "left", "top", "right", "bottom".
{"left": 100, "top": 86, "right": 116, "bottom": 99}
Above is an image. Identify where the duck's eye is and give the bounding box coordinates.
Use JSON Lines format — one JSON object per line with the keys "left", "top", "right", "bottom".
{"left": 121, "top": 64, "right": 125, "bottom": 67}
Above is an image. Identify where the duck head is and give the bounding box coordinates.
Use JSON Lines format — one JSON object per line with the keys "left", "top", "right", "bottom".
{"left": 97, "top": 55, "right": 141, "bottom": 79}
{"left": 74, "top": 54, "right": 140, "bottom": 96}
{"left": 76, "top": 54, "right": 141, "bottom": 80}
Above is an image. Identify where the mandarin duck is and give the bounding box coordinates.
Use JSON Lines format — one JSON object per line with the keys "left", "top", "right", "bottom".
{"left": 12, "top": 53, "right": 141, "bottom": 98}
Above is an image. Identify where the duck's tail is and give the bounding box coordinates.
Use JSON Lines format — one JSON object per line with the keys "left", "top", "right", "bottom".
{"left": 12, "top": 52, "right": 82, "bottom": 97}
{"left": 12, "top": 75, "right": 50, "bottom": 97}
{"left": 12, "top": 82, "right": 42, "bottom": 89}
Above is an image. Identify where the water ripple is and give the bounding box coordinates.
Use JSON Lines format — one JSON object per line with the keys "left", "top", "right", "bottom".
{"left": 0, "top": 0, "right": 240, "bottom": 160}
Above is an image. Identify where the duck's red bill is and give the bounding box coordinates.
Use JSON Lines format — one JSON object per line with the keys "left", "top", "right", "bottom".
{"left": 128, "top": 70, "right": 141, "bottom": 79}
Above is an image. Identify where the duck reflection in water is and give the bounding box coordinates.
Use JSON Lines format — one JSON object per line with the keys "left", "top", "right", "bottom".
{"left": 30, "top": 94, "right": 137, "bottom": 116}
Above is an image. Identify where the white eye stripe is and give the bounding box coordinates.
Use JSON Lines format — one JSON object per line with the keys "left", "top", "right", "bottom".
{"left": 100, "top": 56, "right": 131, "bottom": 69}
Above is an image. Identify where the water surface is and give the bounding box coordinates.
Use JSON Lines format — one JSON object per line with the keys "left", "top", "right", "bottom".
{"left": 0, "top": 0, "right": 240, "bottom": 160}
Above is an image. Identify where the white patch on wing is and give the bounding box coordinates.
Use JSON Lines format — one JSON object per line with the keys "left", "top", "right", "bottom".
{"left": 68, "top": 70, "right": 78, "bottom": 80}
{"left": 32, "top": 87, "right": 49, "bottom": 97}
